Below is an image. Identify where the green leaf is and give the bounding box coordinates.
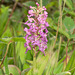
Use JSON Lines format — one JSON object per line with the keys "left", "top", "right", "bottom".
{"left": 70, "top": 34, "right": 75, "bottom": 39}
{"left": 63, "top": 16, "right": 75, "bottom": 33}
{"left": 65, "top": 0, "right": 73, "bottom": 9}
{"left": 21, "top": 68, "right": 30, "bottom": 75}
{"left": 48, "top": 25, "right": 70, "bottom": 39}
{"left": 4, "top": 56, "right": 9, "bottom": 75}
{"left": 19, "top": 42, "right": 26, "bottom": 64}
{"left": 73, "top": 72, "right": 75, "bottom": 75}
{"left": 26, "top": 60, "right": 33, "bottom": 64}
{"left": 0, "top": 69, "right": 2, "bottom": 75}
{"left": 38, "top": 55, "right": 49, "bottom": 75}
{"left": 12, "top": 37, "right": 26, "bottom": 42}
{"left": 37, "top": 0, "right": 51, "bottom": 6}
{"left": 54, "top": 63, "right": 63, "bottom": 74}
{"left": 0, "top": 38, "right": 12, "bottom": 44}
{"left": 58, "top": 56, "right": 66, "bottom": 65}
{"left": 16, "top": 42, "right": 26, "bottom": 64}
{"left": 0, "top": 5, "right": 9, "bottom": 37}
{"left": 41, "top": 0, "right": 50, "bottom": 6}
{"left": 65, "top": 50, "right": 75, "bottom": 73}
{"left": 64, "top": 8, "right": 75, "bottom": 16}
{"left": 27, "top": 69, "right": 33, "bottom": 75}
{"left": 2, "top": 27, "right": 12, "bottom": 38}
{"left": 23, "top": 1, "right": 36, "bottom": 7}
{"left": 56, "top": 71, "right": 71, "bottom": 75}
{"left": 3, "top": 65, "right": 21, "bottom": 75}
{"left": 47, "top": 17, "right": 70, "bottom": 39}
{"left": 23, "top": 63, "right": 30, "bottom": 70}
{"left": 0, "top": 69, "right": 5, "bottom": 75}
{"left": 46, "top": 1, "right": 57, "bottom": 9}
{"left": 46, "top": 51, "right": 58, "bottom": 75}
{"left": 0, "top": 37, "right": 25, "bottom": 44}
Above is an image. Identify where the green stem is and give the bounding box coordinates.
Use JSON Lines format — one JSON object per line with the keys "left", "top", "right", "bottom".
{"left": 63, "top": 0, "right": 66, "bottom": 11}
{"left": 0, "top": 41, "right": 12, "bottom": 68}
{"left": 4, "top": 56, "right": 9, "bottom": 75}
{"left": 10, "top": 26, "right": 17, "bottom": 65}
{"left": 58, "top": 37, "right": 62, "bottom": 55}
{"left": 53, "top": 18, "right": 59, "bottom": 49}
{"left": 66, "top": 39, "right": 69, "bottom": 65}
{"left": 13, "top": 42, "right": 16, "bottom": 65}
{"left": 72, "top": 0, "right": 75, "bottom": 51}
{"left": 40, "top": 0, "right": 42, "bottom": 14}
{"left": 33, "top": 50, "right": 36, "bottom": 75}
{"left": 58, "top": 0, "right": 62, "bottom": 56}
{"left": 40, "top": 0, "right": 42, "bottom": 8}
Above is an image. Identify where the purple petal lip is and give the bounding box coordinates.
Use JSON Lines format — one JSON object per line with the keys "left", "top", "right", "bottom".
{"left": 36, "top": 2, "right": 39, "bottom": 6}
{"left": 24, "top": 2, "right": 49, "bottom": 55}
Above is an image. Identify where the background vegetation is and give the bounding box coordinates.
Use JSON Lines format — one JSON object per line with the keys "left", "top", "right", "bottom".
{"left": 0, "top": 0, "right": 75, "bottom": 75}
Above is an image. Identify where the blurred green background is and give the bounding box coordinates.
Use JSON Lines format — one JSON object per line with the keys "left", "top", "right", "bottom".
{"left": 0, "top": 0, "right": 75, "bottom": 75}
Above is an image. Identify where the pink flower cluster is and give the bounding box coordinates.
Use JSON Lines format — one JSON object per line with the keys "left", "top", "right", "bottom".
{"left": 24, "top": 2, "right": 49, "bottom": 55}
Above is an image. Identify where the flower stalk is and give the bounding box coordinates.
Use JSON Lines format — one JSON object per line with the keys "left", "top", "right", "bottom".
{"left": 24, "top": 2, "right": 49, "bottom": 55}
{"left": 40, "top": 0, "right": 42, "bottom": 14}
{"left": 33, "top": 47, "right": 37, "bottom": 75}
{"left": 24, "top": 2, "right": 49, "bottom": 75}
